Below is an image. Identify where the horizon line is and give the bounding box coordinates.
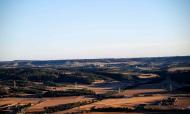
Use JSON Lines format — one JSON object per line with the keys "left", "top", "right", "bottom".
{"left": 1, "top": 55, "right": 190, "bottom": 62}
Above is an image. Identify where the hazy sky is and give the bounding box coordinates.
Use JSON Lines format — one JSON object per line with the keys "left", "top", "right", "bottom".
{"left": 0, "top": 0, "right": 190, "bottom": 60}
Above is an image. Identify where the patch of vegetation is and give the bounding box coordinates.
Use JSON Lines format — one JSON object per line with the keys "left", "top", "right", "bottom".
{"left": 170, "top": 71, "right": 190, "bottom": 84}
{"left": 10, "top": 87, "right": 42, "bottom": 94}
{"left": 43, "top": 81, "right": 65, "bottom": 87}
{"left": 0, "top": 85, "right": 9, "bottom": 96}
{"left": 44, "top": 100, "right": 97, "bottom": 113}
{"left": 91, "top": 107, "right": 134, "bottom": 112}
{"left": 0, "top": 103, "right": 31, "bottom": 114}
{"left": 43, "top": 89, "right": 95, "bottom": 97}
{"left": 176, "top": 85, "right": 190, "bottom": 92}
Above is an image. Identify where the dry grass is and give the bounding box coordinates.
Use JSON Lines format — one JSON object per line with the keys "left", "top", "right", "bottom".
{"left": 25, "top": 96, "right": 92, "bottom": 112}
{"left": 118, "top": 89, "right": 166, "bottom": 96}
{"left": 76, "top": 95, "right": 166, "bottom": 111}
{"left": 53, "top": 95, "right": 166, "bottom": 113}
{"left": 53, "top": 95, "right": 190, "bottom": 114}
{"left": 83, "top": 112, "right": 144, "bottom": 114}
{"left": 0, "top": 96, "right": 92, "bottom": 113}
{"left": 168, "top": 67, "right": 190, "bottom": 72}
{"left": 175, "top": 97, "right": 190, "bottom": 108}
{"left": 138, "top": 73, "right": 159, "bottom": 79}
{"left": 68, "top": 112, "right": 144, "bottom": 114}
{"left": 0, "top": 98, "right": 41, "bottom": 106}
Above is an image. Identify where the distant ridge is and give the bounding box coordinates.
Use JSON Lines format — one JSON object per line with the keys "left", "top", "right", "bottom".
{"left": 2, "top": 55, "right": 190, "bottom": 62}
{"left": 0, "top": 56, "right": 190, "bottom": 68}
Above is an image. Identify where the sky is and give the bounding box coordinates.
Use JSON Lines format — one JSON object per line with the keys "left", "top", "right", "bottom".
{"left": 0, "top": 0, "right": 190, "bottom": 60}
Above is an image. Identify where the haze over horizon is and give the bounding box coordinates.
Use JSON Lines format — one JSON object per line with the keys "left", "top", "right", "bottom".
{"left": 0, "top": 0, "right": 190, "bottom": 61}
